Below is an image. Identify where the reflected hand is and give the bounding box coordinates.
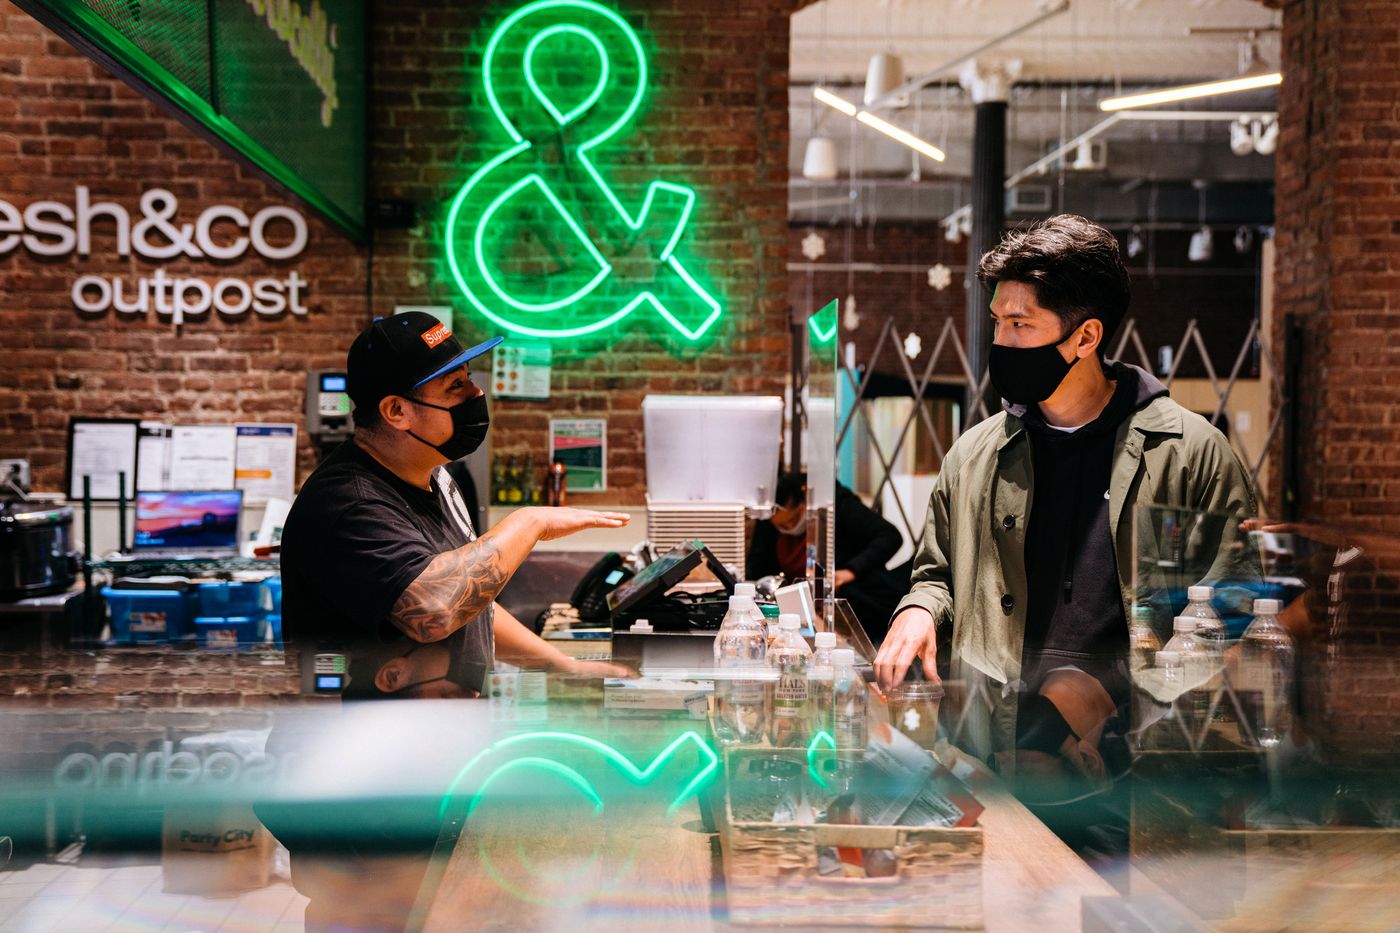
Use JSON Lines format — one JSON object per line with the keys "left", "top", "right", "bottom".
{"left": 873, "top": 606, "right": 939, "bottom": 691}
{"left": 556, "top": 658, "right": 638, "bottom": 679}
{"left": 832, "top": 569, "right": 856, "bottom": 591}
{"left": 525, "top": 507, "right": 630, "bottom": 541}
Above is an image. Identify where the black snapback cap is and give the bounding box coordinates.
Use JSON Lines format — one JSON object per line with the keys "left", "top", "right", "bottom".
{"left": 346, "top": 312, "right": 503, "bottom": 410}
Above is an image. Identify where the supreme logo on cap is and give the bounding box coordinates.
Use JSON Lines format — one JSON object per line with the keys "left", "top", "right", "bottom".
{"left": 421, "top": 323, "right": 452, "bottom": 348}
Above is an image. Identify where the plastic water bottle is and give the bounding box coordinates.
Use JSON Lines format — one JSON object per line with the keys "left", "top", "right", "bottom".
{"left": 767, "top": 615, "right": 813, "bottom": 747}
{"left": 1156, "top": 649, "right": 1183, "bottom": 686}
{"left": 1154, "top": 649, "right": 1185, "bottom": 749}
{"left": 712, "top": 594, "right": 768, "bottom": 746}
{"left": 808, "top": 631, "right": 837, "bottom": 738}
{"left": 1163, "top": 616, "right": 1212, "bottom": 736}
{"left": 732, "top": 582, "right": 772, "bottom": 642}
{"left": 1183, "top": 585, "right": 1227, "bottom": 654}
{"left": 831, "top": 648, "right": 867, "bottom": 790}
{"left": 1128, "top": 605, "right": 1162, "bottom": 674}
{"left": 1239, "top": 598, "right": 1294, "bottom": 748}
{"left": 1182, "top": 585, "right": 1230, "bottom": 721}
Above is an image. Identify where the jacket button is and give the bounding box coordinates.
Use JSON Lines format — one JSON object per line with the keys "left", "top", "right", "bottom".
{"left": 1002, "top": 514, "right": 1016, "bottom": 530}
{"left": 1000, "top": 594, "right": 1014, "bottom": 612}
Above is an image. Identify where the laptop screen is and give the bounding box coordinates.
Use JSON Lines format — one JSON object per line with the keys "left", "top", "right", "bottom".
{"left": 134, "top": 491, "right": 242, "bottom": 551}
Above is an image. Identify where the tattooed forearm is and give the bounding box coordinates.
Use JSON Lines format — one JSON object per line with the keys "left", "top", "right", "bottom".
{"left": 389, "top": 537, "right": 508, "bottom": 642}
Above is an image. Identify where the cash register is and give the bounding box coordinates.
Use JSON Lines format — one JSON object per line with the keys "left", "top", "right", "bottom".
{"left": 609, "top": 539, "right": 739, "bottom": 673}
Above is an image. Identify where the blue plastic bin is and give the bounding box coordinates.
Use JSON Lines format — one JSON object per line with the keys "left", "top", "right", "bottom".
{"left": 103, "top": 587, "right": 186, "bottom": 644}
{"left": 196, "top": 581, "right": 267, "bottom": 618}
{"left": 263, "top": 576, "right": 282, "bottom": 613}
{"left": 195, "top": 616, "right": 260, "bottom": 652}
{"left": 263, "top": 613, "right": 283, "bottom": 650}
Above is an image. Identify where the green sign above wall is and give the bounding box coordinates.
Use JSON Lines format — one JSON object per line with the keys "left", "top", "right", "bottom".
{"left": 14, "top": 0, "right": 366, "bottom": 238}
{"left": 444, "top": 0, "right": 723, "bottom": 343}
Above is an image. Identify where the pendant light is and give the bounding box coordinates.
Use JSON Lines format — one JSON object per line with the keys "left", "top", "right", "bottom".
{"left": 802, "top": 137, "right": 839, "bottom": 180}
{"left": 864, "top": 52, "right": 905, "bottom": 106}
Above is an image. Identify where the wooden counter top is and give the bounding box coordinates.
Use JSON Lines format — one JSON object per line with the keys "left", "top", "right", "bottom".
{"left": 416, "top": 696, "right": 1116, "bottom": 931}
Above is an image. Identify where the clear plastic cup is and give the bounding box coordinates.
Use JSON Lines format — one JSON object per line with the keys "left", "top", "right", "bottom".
{"left": 888, "top": 680, "right": 944, "bottom": 750}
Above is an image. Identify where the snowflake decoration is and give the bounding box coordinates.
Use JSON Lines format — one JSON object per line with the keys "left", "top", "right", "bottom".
{"left": 842, "top": 294, "right": 861, "bottom": 331}
{"left": 904, "top": 332, "right": 922, "bottom": 360}
{"left": 927, "top": 263, "right": 952, "bottom": 291}
{"left": 801, "top": 231, "right": 827, "bottom": 261}
{"left": 902, "top": 707, "right": 922, "bottom": 732}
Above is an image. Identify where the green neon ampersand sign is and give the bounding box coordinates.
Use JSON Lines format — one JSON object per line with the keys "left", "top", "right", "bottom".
{"left": 444, "top": 0, "right": 723, "bottom": 342}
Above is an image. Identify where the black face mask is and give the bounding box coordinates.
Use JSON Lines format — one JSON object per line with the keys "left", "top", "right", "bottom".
{"left": 988, "top": 326, "right": 1082, "bottom": 405}
{"left": 389, "top": 640, "right": 489, "bottom": 698}
{"left": 405, "top": 392, "right": 489, "bottom": 461}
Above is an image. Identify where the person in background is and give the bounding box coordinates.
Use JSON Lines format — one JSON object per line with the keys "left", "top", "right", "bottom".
{"left": 747, "top": 471, "right": 908, "bottom": 641}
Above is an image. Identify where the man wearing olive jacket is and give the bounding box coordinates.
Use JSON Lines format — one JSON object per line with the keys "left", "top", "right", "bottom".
{"left": 874, "top": 215, "right": 1259, "bottom": 765}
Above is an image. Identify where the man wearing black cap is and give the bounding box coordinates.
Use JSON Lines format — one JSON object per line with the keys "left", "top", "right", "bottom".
{"left": 280, "top": 311, "right": 632, "bottom": 697}
{"left": 269, "top": 313, "right": 632, "bottom": 931}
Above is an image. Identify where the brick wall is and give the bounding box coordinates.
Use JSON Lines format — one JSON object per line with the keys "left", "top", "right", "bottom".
{"left": 0, "top": 0, "right": 800, "bottom": 715}
{"left": 0, "top": 2, "right": 370, "bottom": 489}
{"left": 1268, "top": 0, "right": 1400, "bottom": 763}
{"left": 1270, "top": 0, "right": 1400, "bottom": 529}
{"left": 0, "top": 0, "right": 798, "bottom": 506}
{"left": 369, "top": 0, "right": 796, "bottom": 505}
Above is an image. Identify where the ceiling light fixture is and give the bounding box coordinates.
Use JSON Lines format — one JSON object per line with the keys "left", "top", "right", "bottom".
{"left": 1230, "top": 117, "right": 1254, "bottom": 156}
{"left": 1188, "top": 226, "right": 1214, "bottom": 263}
{"left": 1252, "top": 117, "right": 1278, "bottom": 155}
{"left": 856, "top": 111, "right": 947, "bottom": 162}
{"left": 1126, "top": 225, "right": 1145, "bottom": 259}
{"left": 802, "top": 137, "right": 839, "bottom": 180}
{"left": 1101, "top": 30, "right": 1280, "bottom": 111}
{"left": 814, "top": 87, "right": 945, "bottom": 163}
{"left": 1099, "top": 73, "right": 1280, "bottom": 112}
{"left": 864, "top": 52, "right": 906, "bottom": 106}
{"left": 813, "top": 86, "right": 856, "bottom": 117}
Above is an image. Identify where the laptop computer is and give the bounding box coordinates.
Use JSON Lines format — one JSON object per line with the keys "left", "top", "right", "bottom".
{"left": 130, "top": 490, "right": 243, "bottom": 561}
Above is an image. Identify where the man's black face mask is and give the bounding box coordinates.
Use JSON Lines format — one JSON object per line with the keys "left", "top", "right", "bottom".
{"left": 988, "top": 323, "right": 1084, "bottom": 406}
{"left": 405, "top": 393, "right": 490, "bottom": 461}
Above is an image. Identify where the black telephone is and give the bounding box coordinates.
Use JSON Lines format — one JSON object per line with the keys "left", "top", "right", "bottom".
{"left": 570, "top": 552, "right": 635, "bottom": 624}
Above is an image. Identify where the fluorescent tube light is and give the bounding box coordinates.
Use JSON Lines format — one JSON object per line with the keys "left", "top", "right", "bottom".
{"left": 855, "top": 111, "right": 946, "bottom": 162}
{"left": 813, "top": 87, "right": 857, "bottom": 117}
{"left": 1099, "top": 73, "right": 1281, "bottom": 112}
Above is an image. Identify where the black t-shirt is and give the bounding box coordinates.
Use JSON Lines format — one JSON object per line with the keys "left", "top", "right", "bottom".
{"left": 279, "top": 440, "right": 494, "bottom": 695}
{"left": 1021, "top": 376, "right": 1136, "bottom": 700}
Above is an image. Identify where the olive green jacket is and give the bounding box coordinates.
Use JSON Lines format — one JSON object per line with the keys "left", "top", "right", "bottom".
{"left": 894, "top": 366, "right": 1259, "bottom": 757}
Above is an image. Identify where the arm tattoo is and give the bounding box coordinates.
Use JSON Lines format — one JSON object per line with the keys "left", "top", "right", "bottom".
{"left": 389, "top": 537, "right": 508, "bottom": 642}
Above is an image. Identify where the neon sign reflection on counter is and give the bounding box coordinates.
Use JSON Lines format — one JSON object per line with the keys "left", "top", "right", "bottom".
{"left": 439, "top": 729, "right": 719, "bottom": 821}
{"left": 444, "top": 0, "right": 723, "bottom": 342}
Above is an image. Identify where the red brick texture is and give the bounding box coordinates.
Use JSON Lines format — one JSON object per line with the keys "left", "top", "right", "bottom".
{"left": 0, "top": 0, "right": 801, "bottom": 711}
{"left": 0, "top": 3, "right": 368, "bottom": 489}
{"left": 0, "top": 0, "right": 798, "bottom": 505}
{"left": 1269, "top": 0, "right": 1400, "bottom": 762}
{"left": 1270, "top": 0, "right": 1400, "bottom": 529}
{"left": 368, "top": 1, "right": 796, "bottom": 504}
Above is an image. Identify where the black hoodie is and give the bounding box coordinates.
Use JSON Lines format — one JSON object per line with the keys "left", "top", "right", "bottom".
{"left": 1013, "top": 361, "right": 1169, "bottom": 697}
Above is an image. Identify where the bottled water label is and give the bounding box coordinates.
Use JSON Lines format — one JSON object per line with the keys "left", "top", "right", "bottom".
{"left": 835, "top": 710, "right": 865, "bottom": 748}
{"left": 773, "top": 673, "right": 807, "bottom": 717}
